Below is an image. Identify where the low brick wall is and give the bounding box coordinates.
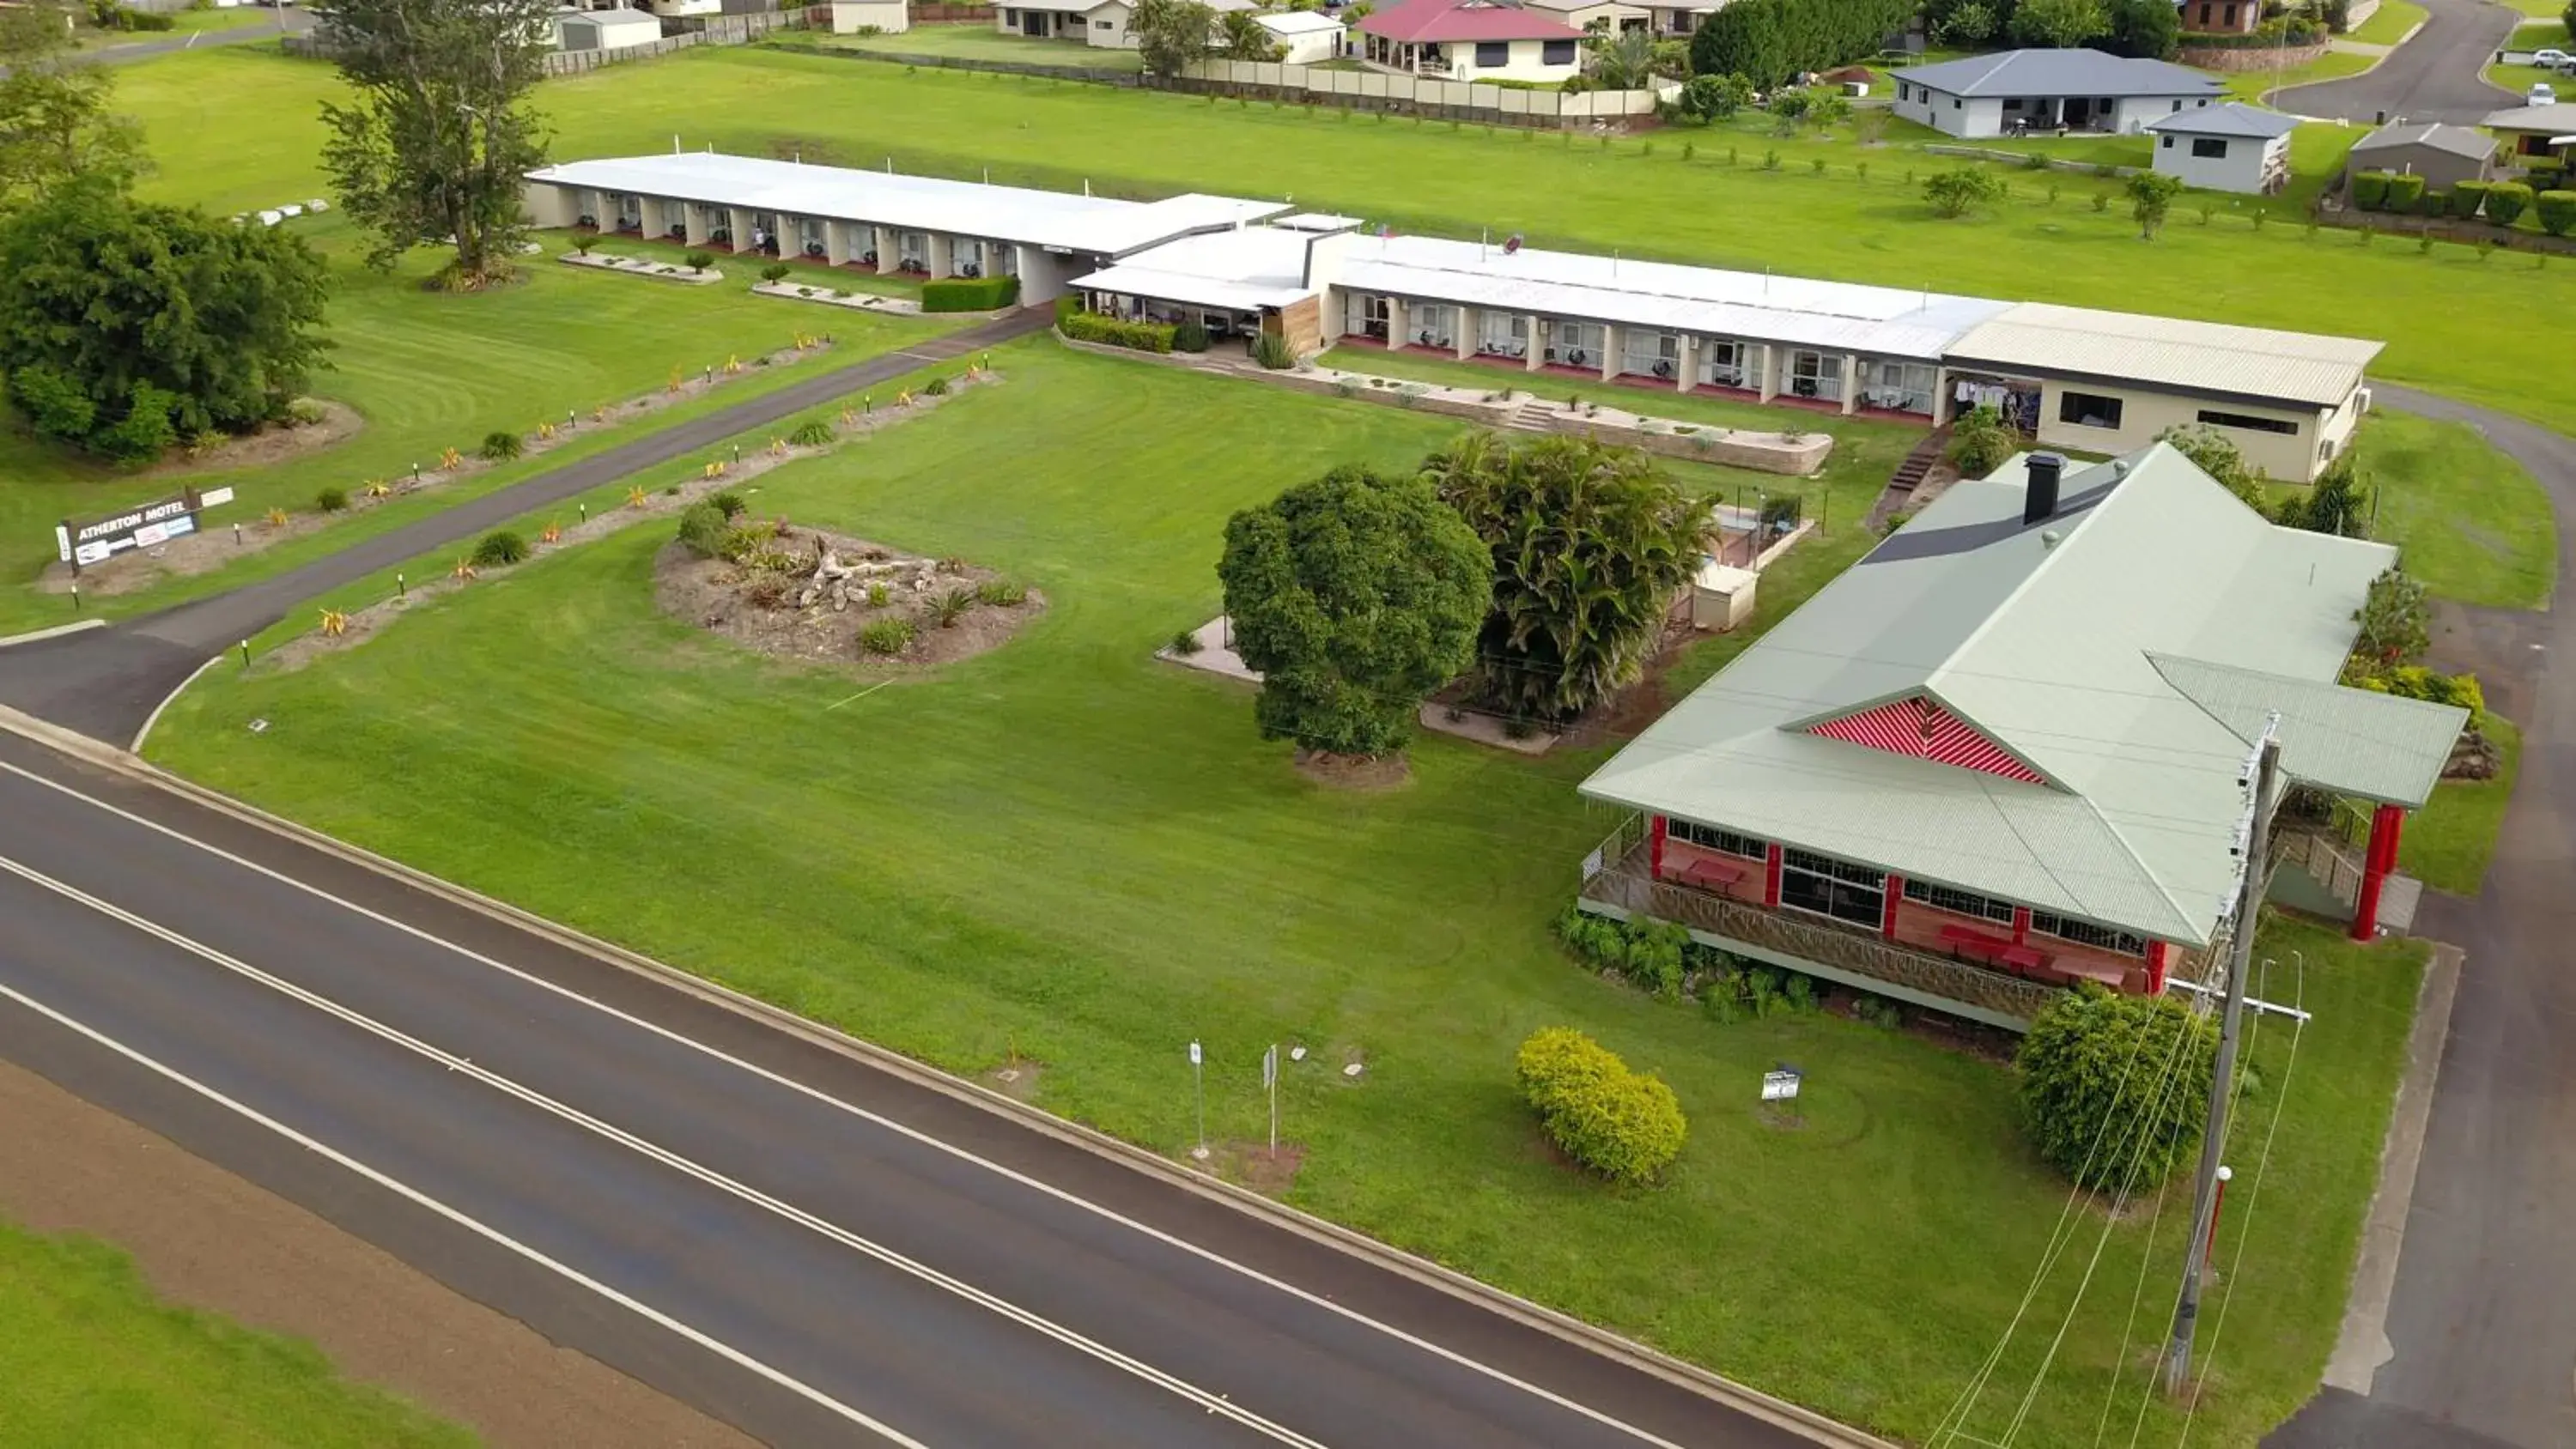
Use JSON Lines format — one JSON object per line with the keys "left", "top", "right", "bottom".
{"left": 2179, "top": 39, "right": 2330, "bottom": 71}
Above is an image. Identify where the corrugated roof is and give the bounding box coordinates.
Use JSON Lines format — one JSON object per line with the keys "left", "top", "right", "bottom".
{"left": 1579, "top": 444, "right": 2435, "bottom": 946}
{"left": 1255, "top": 9, "right": 1344, "bottom": 31}
{"left": 2143, "top": 101, "right": 2300, "bottom": 139}
{"left": 2148, "top": 657, "right": 2466, "bottom": 808}
{"left": 1893, "top": 47, "right": 2222, "bottom": 100}
{"left": 1943, "top": 300, "right": 2382, "bottom": 408}
{"left": 1335, "top": 233, "right": 2012, "bottom": 361}
{"left": 1072, "top": 227, "right": 1320, "bottom": 309}
{"left": 2482, "top": 101, "right": 2576, "bottom": 133}
{"left": 2352, "top": 120, "right": 2497, "bottom": 160}
{"left": 526, "top": 153, "right": 1287, "bottom": 256}
{"left": 1359, "top": 0, "right": 1583, "bottom": 42}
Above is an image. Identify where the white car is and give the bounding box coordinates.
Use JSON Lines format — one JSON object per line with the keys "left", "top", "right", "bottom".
{"left": 2531, "top": 48, "right": 2571, "bottom": 67}
{"left": 2531, "top": 82, "right": 2559, "bottom": 106}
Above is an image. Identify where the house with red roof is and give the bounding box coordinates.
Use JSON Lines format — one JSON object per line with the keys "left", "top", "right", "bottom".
{"left": 1355, "top": 0, "right": 1588, "bottom": 84}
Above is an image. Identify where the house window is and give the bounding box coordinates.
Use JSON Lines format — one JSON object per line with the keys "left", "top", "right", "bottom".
{"left": 1779, "top": 848, "right": 1886, "bottom": 928}
{"left": 1788, "top": 349, "right": 1842, "bottom": 402}
{"left": 1896, "top": 82, "right": 1909, "bottom": 101}
{"left": 1478, "top": 310, "right": 1529, "bottom": 357}
{"left": 1546, "top": 318, "right": 1606, "bottom": 367}
{"left": 1346, "top": 291, "right": 1390, "bottom": 339}
{"left": 1411, "top": 303, "right": 1455, "bottom": 348}
{"left": 1669, "top": 820, "right": 1766, "bottom": 859}
{"left": 1698, "top": 338, "right": 1759, "bottom": 391}
{"left": 2172, "top": 100, "right": 2184, "bottom": 112}
{"left": 2197, "top": 409, "right": 2298, "bottom": 435}
{"left": 1476, "top": 40, "right": 1507, "bottom": 66}
{"left": 1622, "top": 328, "right": 1681, "bottom": 379}
{"left": 1095, "top": 17, "right": 1112, "bottom": 27}
{"left": 1953, "top": 97, "right": 1962, "bottom": 109}
{"left": 2223, "top": 2, "right": 2238, "bottom": 22}
{"left": 2057, "top": 390, "right": 2124, "bottom": 429}
{"left": 1543, "top": 39, "right": 1576, "bottom": 64}
{"left": 1902, "top": 878, "right": 2017, "bottom": 926}
{"left": 2031, "top": 911, "right": 2148, "bottom": 957}
{"left": 1867, "top": 359, "right": 1937, "bottom": 413}
{"left": 2161, "top": 136, "right": 2175, "bottom": 148}
{"left": 2191, "top": 137, "right": 2227, "bottom": 159}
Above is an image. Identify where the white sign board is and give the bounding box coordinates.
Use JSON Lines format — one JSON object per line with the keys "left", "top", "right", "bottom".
{"left": 198, "top": 487, "right": 236, "bottom": 508}
{"left": 1188, "top": 1040, "right": 1201, "bottom": 1067}
{"left": 1760, "top": 1070, "right": 1801, "bottom": 1102}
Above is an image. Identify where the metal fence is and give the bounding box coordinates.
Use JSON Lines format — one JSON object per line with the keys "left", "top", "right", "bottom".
{"left": 1173, "top": 58, "right": 1680, "bottom": 128}
{"left": 287, "top": 7, "right": 815, "bottom": 75}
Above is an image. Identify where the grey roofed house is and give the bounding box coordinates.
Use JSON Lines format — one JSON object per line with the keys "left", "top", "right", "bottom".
{"left": 2353, "top": 120, "right": 2498, "bottom": 161}
{"left": 1891, "top": 47, "right": 2224, "bottom": 100}
{"left": 2142, "top": 101, "right": 2300, "bottom": 139}
{"left": 2343, "top": 119, "right": 2497, "bottom": 189}
{"left": 2482, "top": 101, "right": 2576, "bottom": 135}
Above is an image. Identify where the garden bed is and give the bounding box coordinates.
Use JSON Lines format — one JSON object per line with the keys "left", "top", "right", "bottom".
{"left": 752, "top": 279, "right": 925, "bottom": 314}
{"left": 136, "top": 398, "right": 365, "bottom": 479}
{"left": 561, "top": 251, "right": 725, "bottom": 284}
{"left": 656, "top": 527, "right": 1043, "bottom": 670}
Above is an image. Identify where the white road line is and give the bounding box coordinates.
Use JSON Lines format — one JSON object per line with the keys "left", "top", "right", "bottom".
{"left": 0, "top": 850, "right": 1328, "bottom": 1449}
{"left": 0, "top": 755, "right": 1694, "bottom": 1449}
{"left": 0, "top": 974, "right": 928, "bottom": 1449}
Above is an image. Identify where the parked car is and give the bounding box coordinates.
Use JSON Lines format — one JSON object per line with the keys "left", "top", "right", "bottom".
{"left": 2530, "top": 82, "right": 2558, "bottom": 106}
{"left": 2530, "top": 47, "right": 2571, "bottom": 67}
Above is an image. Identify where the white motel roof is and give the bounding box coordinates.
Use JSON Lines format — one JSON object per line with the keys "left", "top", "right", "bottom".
{"left": 527, "top": 153, "right": 1289, "bottom": 257}
{"left": 1944, "top": 301, "right": 2383, "bottom": 409}
{"left": 1579, "top": 445, "right": 2462, "bottom": 947}
{"left": 1073, "top": 227, "right": 1324, "bottom": 311}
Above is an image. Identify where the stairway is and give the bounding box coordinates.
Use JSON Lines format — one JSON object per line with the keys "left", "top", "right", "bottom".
{"left": 1888, "top": 427, "right": 1948, "bottom": 495}
{"left": 1504, "top": 399, "right": 1558, "bottom": 433}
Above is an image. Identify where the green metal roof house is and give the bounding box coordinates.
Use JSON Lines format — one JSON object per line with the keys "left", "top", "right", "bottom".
{"left": 1576, "top": 444, "right": 2464, "bottom": 1029}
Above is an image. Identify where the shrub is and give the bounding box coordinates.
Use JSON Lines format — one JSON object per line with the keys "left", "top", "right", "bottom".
{"left": 2484, "top": 182, "right": 2533, "bottom": 227}
{"left": 1923, "top": 167, "right": 2010, "bottom": 219}
{"left": 860, "top": 615, "right": 916, "bottom": 655}
{"left": 759, "top": 263, "right": 791, "bottom": 283}
{"left": 288, "top": 399, "right": 330, "bottom": 427}
{"left": 975, "top": 579, "right": 1028, "bottom": 606}
{"left": 8, "top": 363, "right": 97, "bottom": 442}
{"left": 925, "top": 376, "right": 951, "bottom": 397}
{"left": 2537, "top": 191, "right": 2576, "bottom": 238}
{"left": 929, "top": 585, "right": 975, "bottom": 627}
{"left": 1170, "top": 627, "right": 1203, "bottom": 654}
{"left": 93, "top": 388, "right": 178, "bottom": 463}
{"left": 708, "top": 489, "right": 749, "bottom": 518}
{"left": 787, "top": 421, "right": 834, "bottom": 447}
{"left": 2450, "top": 179, "right": 2490, "bottom": 219}
{"left": 677, "top": 502, "right": 732, "bottom": 557}
{"left": 2354, "top": 664, "right": 2484, "bottom": 713}
{"left": 866, "top": 581, "right": 890, "bottom": 609}
{"left": 1552, "top": 907, "right": 1688, "bottom": 1000}
{"left": 683, "top": 249, "right": 716, "bottom": 273}
{"left": 1172, "top": 317, "right": 1211, "bottom": 354}
{"left": 2384, "top": 173, "right": 2426, "bottom": 214}
{"left": 1514, "top": 1028, "right": 1687, "bottom": 1186}
{"left": 1947, "top": 403, "right": 2018, "bottom": 476}
{"left": 1059, "top": 307, "right": 1178, "bottom": 354}
{"left": 1252, "top": 331, "right": 1297, "bottom": 370}
{"left": 471, "top": 530, "right": 530, "bottom": 567}
{"left": 479, "top": 429, "right": 523, "bottom": 461}
{"left": 2349, "top": 170, "right": 2391, "bottom": 211}
{"left": 315, "top": 485, "right": 349, "bottom": 512}
{"left": 2017, "top": 986, "right": 2216, "bottom": 1192}
{"left": 920, "top": 275, "right": 1022, "bottom": 312}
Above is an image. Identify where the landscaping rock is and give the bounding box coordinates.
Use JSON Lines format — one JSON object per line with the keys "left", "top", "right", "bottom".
{"left": 2444, "top": 728, "right": 2500, "bottom": 780}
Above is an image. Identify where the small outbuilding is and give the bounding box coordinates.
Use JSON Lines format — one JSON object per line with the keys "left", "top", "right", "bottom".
{"left": 556, "top": 6, "right": 663, "bottom": 51}
{"left": 2482, "top": 101, "right": 2576, "bottom": 173}
{"left": 1253, "top": 9, "right": 1346, "bottom": 64}
{"left": 2143, "top": 101, "right": 2298, "bottom": 195}
{"left": 1891, "top": 48, "right": 2225, "bottom": 139}
{"left": 829, "top": 0, "right": 909, "bottom": 33}
{"left": 2342, "top": 120, "right": 2496, "bottom": 191}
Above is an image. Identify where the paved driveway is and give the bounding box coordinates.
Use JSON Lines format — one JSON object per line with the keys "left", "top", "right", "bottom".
{"left": 2271, "top": 0, "right": 2524, "bottom": 124}
{"left": 2266, "top": 387, "right": 2576, "bottom": 1448}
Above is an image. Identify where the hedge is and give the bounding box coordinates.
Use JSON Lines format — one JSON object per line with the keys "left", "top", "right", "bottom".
{"left": 921, "top": 274, "right": 1022, "bottom": 312}
{"left": 2350, "top": 170, "right": 2391, "bottom": 211}
{"left": 2537, "top": 191, "right": 2576, "bottom": 238}
{"left": 1058, "top": 307, "right": 1177, "bottom": 354}
{"left": 2450, "top": 179, "right": 2489, "bottom": 220}
{"left": 2384, "top": 173, "right": 2426, "bottom": 213}
{"left": 1514, "top": 1028, "right": 1688, "bottom": 1186}
{"left": 2484, "top": 182, "right": 2533, "bottom": 227}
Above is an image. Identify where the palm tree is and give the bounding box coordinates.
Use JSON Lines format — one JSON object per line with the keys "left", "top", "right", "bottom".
{"left": 1424, "top": 433, "right": 1706, "bottom": 723}
{"left": 1586, "top": 26, "right": 1657, "bottom": 89}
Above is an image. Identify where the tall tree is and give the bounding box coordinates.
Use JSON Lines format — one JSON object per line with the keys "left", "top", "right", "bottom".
{"left": 2101, "top": 0, "right": 2180, "bottom": 58}
{"left": 2126, "top": 170, "right": 2183, "bottom": 239}
{"left": 0, "top": 1, "right": 147, "bottom": 212}
{"left": 2008, "top": 0, "right": 2108, "bottom": 46}
{"left": 1218, "top": 465, "right": 1490, "bottom": 760}
{"left": 0, "top": 178, "right": 331, "bottom": 461}
{"left": 1423, "top": 433, "right": 1704, "bottom": 724}
{"left": 313, "top": 0, "right": 555, "bottom": 288}
{"left": 1132, "top": 0, "right": 1217, "bottom": 76}
{"left": 1215, "top": 8, "right": 1280, "bottom": 58}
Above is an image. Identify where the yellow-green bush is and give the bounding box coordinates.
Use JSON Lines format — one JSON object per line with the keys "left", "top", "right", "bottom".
{"left": 1514, "top": 1028, "right": 1687, "bottom": 1185}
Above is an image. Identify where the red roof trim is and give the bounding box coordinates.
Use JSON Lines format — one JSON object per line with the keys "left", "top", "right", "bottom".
{"left": 1358, "top": 0, "right": 1585, "bottom": 44}
{"left": 1806, "top": 694, "right": 2048, "bottom": 785}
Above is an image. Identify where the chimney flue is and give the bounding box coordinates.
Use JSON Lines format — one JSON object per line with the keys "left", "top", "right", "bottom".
{"left": 2024, "top": 452, "right": 2064, "bottom": 526}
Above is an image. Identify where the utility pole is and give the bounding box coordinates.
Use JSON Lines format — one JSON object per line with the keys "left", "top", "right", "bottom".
{"left": 2164, "top": 726, "right": 2281, "bottom": 1396}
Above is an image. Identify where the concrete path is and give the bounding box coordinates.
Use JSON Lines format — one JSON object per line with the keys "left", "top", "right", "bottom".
{"left": 2271, "top": 0, "right": 2523, "bottom": 124}
{"left": 0, "top": 309, "right": 1048, "bottom": 747}
{"left": 2266, "top": 385, "right": 2576, "bottom": 1448}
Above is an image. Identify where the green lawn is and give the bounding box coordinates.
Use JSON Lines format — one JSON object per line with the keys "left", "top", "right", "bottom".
{"left": 581, "top": 231, "right": 922, "bottom": 298}
{"left": 2226, "top": 48, "right": 2376, "bottom": 102}
{"left": 2347, "top": 0, "right": 2427, "bottom": 45}
{"left": 799, "top": 21, "right": 1144, "bottom": 71}
{"left": 147, "top": 339, "right": 2430, "bottom": 1447}
{"left": 0, "top": 1222, "right": 471, "bottom": 1448}
{"left": 2488, "top": 59, "right": 2561, "bottom": 96}
{"left": 2400, "top": 712, "right": 2520, "bottom": 894}
{"left": 2346, "top": 409, "right": 2558, "bottom": 610}
{"left": 76, "top": 4, "right": 279, "bottom": 52}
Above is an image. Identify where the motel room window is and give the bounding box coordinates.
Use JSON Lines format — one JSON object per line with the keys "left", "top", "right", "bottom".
{"left": 2030, "top": 911, "right": 2148, "bottom": 957}
{"left": 2197, "top": 409, "right": 2298, "bottom": 435}
{"left": 1346, "top": 292, "right": 1390, "bottom": 339}
{"left": 1787, "top": 349, "right": 1840, "bottom": 400}
{"left": 1699, "top": 338, "right": 1758, "bottom": 391}
{"left": 2191, "top": 137, "right": 2227, "bottom": 159}
{"left": 1779, "top": 848, "right": 1886, "bottom": 929}
{"left": 1544, "top": 39, "right": 1577, "bottom": 64}
{"left": 1412, "top": 303, "right": 1455, "bottom": 347}
{"left": 2057, "top": 390, "right": 2124, "bottom": 429}
{"left": 1479, "top": 310, "right": 1529, "bottom": 357}
{"left": 1901, "top": 879, "right": 2017, "bottom": 927}
{"left": 1477, "top": 41, "right": 1507, "bottom": 66}
{"left": 1623, "top": 329, "right": 1681, "bottom": 379}
{"left": 1668, "top": 820, "right": 1767, "bottom": 860}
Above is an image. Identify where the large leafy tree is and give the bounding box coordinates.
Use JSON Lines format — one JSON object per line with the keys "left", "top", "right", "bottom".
{"left": 1423, "top": 434, "right": 1704, "bottom": 724}
{"left": 0, "top": 1, "right": 147, "bottom": 212}
{"left": 0, "top": 179, "right": 332, "bottom": 461}
{"left": 2102, "top": 0, "right": 2180, "bottom": 58}
{"left": 1132, "top": 0, "right": 1216, "bottom": 76}
{"left": 314, "top": 0, "right": 555, "bottom": 288}
{"left": 2017, "top": 985, "right": 2216, "bottom": 1193}
{"left": 2008, "top": 0, "right": 2108, "bottom": 46}
{"left": 1218, "top": 465, "right": 1490, "bottom": 759}
{"left": 1215, "top": 8, "right": 1279, "bottom": 58}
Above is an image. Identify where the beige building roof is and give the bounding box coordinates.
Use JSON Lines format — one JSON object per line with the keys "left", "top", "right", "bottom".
{"left": 1943, "top": 301, "right": 2384, "bottom": 409}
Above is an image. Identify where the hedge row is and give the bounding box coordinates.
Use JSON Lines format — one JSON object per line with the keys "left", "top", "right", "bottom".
{"left": 2349, "top": 175, "right": 2576, "bottom": 233}
{"left": 1514, "top": 1028, "right": 1688, "bottom": 1186}
{"left": 921, "top": 274, "right": 1021, "bottom": 312}
{"left": 1056, "top": 302, "right": 1177, "bottom": 354}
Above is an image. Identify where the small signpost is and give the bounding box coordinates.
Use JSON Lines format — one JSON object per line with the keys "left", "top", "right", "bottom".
{"left": 1760, "top": 1065, "right": 1802, "bottom": 1102}
{"left": 57, "top": 486, "right": 240, "bottom": 575}
{"left": 1188, "top": 1039, "right": 1208, "bottom": 1161}
{"left": 1261, "top": 1043, "right": 1280, "bottom": 1154}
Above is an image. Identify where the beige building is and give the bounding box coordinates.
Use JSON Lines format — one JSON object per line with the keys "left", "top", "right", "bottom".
{"left": 829, "top": 0, "right": 909, "bottom": 33}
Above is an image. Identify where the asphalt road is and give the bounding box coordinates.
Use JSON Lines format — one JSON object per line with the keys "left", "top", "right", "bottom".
{"left": 2270, "top": 0, "right": 2523, "bottom": 124}
{"left": 2265, "top": 387, "right": 2576, "bottom": 1449}
{"left": 90, "top": 6, "right": 314, "bottom": 64}
{"left": 0, "top": 312, "right": 1043, "bottom": 747}
{"left": 0, "top": 724, "right": 1827, "bottom": 1449}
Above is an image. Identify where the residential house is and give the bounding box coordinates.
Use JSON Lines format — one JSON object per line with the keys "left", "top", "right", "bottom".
{"left": 829, "top": 0, "right": 909, "bottom": 33}
{"left": 1510, "top": 0, "right": 1649, "bottom": 33}
{"left": 1355, "top": 0, "right": 1588, "bottom": 82}
{"left": 2342, "top": 120, "right": 2496, "bottom": 191}
{"left": 1254, "top": 9, "right": 1346, "bottom": 63}
{"left": 997, "top": 0, "right": 1136, "bottom": 46}
{"left": 2176, "top": 0, "right": 2259, "bottom": 35}
{"left": 1891, "top": 48, "right": 2225, "bottom": 138}
{"left": 2482, "top": 101, "right": 2576, "bottom": 174}
{"left": 554, "top": 6, "right": 663, "bottom": 51}
{"left": 2143, "top": 102, "right": 2298, "bottom": 194}
{"left": 1576, "top": 446, "right": 2464, "bottom": 1028}
{"left": 1641, "top": 3, "right": 1721, "bottom": 36}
